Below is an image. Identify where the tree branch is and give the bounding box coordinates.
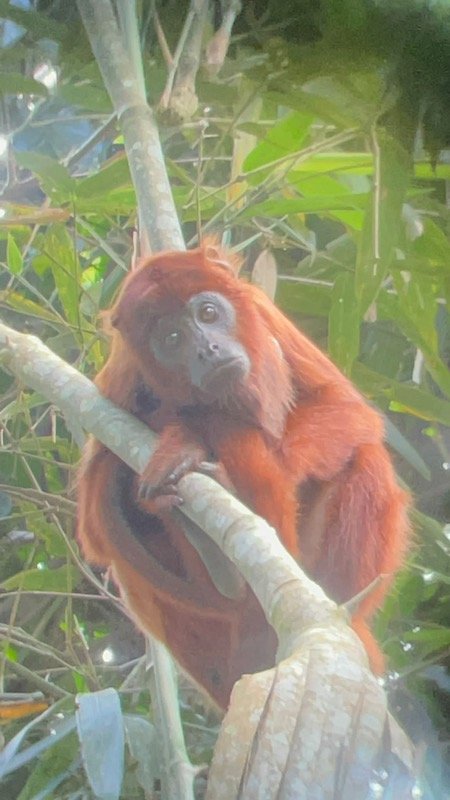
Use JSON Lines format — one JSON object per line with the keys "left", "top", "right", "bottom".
{"left": 76, "top": 0, "right": 183, "bottom": 252}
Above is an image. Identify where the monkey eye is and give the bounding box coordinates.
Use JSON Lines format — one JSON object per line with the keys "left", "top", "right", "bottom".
{"left": 164, "top": 330, "right": 181, "bottom": 349}
{"left": 198, "top": 302, "right": 218, "bottom": 323}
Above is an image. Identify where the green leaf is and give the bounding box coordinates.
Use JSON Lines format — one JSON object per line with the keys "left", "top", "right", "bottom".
{"left": 393, "top": 573, "right": 425, "bottom": 618}
{"left": 276, "top": 280, "right": 332, "bottom": 317}
{"left": 413, "top": 508, "right": 447, "bottom": 538}
{"left": 288, "top": 172, "right": 369, "bottom": 229}
{"left": 7, "top": 233, "right": 23, "bottom": 274}
{"left": 269, "top": 87, "right": 363, "bottom": 129}
{"left": 44, "top": 224, "right": 81, "bottom": 327}
{"left": 198, "top": 79, "right": 238, "bottom": 107}
{"left": 0, "top": 392, "right": 52, "bottom": 424}
{"left": 290, "top": 151, "right": 373, "bottom": 175}
{"left": 414, "top": 162, "right": 450, "bottom": 180}
{"left": 0, "top": 0, "right": 67, "bottom": 39}
{"left": 16, "top": 734, "right": 78, "bottom": 800}
{"left": 124, "top": 715, "right": 159, "bottom": 791}
{"left": 16, "top": 436, "right": 76, "bottom": 460}
{"left": 76, "top": 689, "right": 124, "bottom": 800}
{"left": 0, "top": 73, "right": 48, "bottom": 97}
{"left": 388, "top": 384, "right": 450, "bottom": 426}
{"left": 0, "top": 290, "right": 61, "bottom": 325}
{"left": 328, "top": 273, "right": 360, "bottom": 375}
{"left": 0, "top": 714, "right": 76, "bottom": 779}
{"left": 34, "top": 520, "right": 71, "bottom": 559}
{"left": 1, "top": 565, "right": 79, "bottom": 592}
{"left": 58, "top": 83, "right": 112, "bottom": 114}
{"left": 243, "top": 111, "right": 314, "bottom": 172}
{"left": 408, "top": 217, "right": 450, "bottom": 273}
{"left": 300, "top": 75, "right": 381, "bottom": 126}
{"left": 236, "top": 193, "right": 367, "bottom": 221}
{"left": 391, "top": 271, "right": 438, "bottom": 354}
{"left": 75, "top": 155, "right": 131, "bottom": 198}
{"left": 404, "top": 626, "right": 450, "bottom": 657}
{"left": 0, "top": 490, "right": 12, "bottom": 517}
{"left": 355, "top": 134, "right": 410, "bottom": 312}
{"left": 384, "top": 418, "right": 431, "bottom": 480}
{"left": 380, "top": 293, "right": 450, "bottom": 397}
{"left": 15, "top": 152, "right": 75, "bottom": 198}
{"left": 73, "top": 187, "right": 137, "bottom": 215}
{"left": 353, "top": 363, "right": 450, "bottom": 426}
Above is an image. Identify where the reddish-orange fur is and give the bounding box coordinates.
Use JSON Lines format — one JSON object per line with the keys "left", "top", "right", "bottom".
{"left": 77, "top": 243, "right": 410, "bottom": 705}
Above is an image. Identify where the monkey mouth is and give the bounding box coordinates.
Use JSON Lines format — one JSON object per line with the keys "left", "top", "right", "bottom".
{"left": 199, "top": 357, "right": 248, "bottom": 398}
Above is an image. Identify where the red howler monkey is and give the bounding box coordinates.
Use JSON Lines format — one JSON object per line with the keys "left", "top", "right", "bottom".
{"left": 77, "top": 242, "right": 410, "bottom": 707}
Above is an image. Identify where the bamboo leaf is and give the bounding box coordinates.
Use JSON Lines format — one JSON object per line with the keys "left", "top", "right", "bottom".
{"left": 76, "top": 689, "right": 124, "bottom": 800}
{"left": 328, "top": 273, "right": 360, "bottom": 374}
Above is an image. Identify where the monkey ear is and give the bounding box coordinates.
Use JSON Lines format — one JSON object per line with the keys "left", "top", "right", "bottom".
{"left": 99, "top": 308, "right": 120, "bottom": 333}
{"left": 202, "top": 236, "right": 242, "bottom": 275}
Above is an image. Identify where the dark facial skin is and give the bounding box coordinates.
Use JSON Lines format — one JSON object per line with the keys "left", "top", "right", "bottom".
{"left": 150, "top": 292, "right": 251, "bottom": 401}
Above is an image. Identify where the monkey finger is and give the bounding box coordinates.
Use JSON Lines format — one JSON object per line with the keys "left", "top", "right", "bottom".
{"left": 198, "top": 461, "right": 235, "bottom": 492}
{"left": 137, "top": 482, "right": 156, "bottom": 501}
{"left": 147, "top": 493, "right": 184, "bottom": 512}
{"left": 138, "top": 476, "right": 184, "bottom": 499}
{"left": 153, "top": 483, "right": 181, "bottom": 497}
{"left": 197, "top": 461, "right": 217, "bottom": 474}
{"left": 166, "top": 455, "right": 200, "bottom": 485}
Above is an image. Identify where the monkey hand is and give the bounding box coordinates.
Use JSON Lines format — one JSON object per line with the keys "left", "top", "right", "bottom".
{"left": 137, "top": 423, "right": 233, "bottom": 512}
{"left": 137, "top": 424, "right": 206, "bottom": 511}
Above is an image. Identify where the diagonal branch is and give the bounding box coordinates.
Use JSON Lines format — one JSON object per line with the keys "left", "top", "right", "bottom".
{"left": 76, "top": 0, "right": 183, "bottom": 252}
{"left": 159, "top": 0, "right": 209, "bottom": 119}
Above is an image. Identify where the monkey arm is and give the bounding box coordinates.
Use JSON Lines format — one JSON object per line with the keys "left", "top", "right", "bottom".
{"left": 210, "top": 425, "right": 300, "bottom": 556}
{"left": 281, "top": 386, "right": 384, "bottom": 482}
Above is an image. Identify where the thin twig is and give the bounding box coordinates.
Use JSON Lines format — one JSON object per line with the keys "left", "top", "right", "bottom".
{"left": 3, "top": 656, "right": 71, "bottom": 699}
{"left": 154, "top": 10, "right": 173, "bottom": 67}
{"left": 159, "top": 0, "right": 199, "bottom": 110}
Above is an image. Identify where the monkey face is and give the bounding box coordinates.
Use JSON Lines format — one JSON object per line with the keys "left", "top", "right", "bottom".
{"left": 149, "top": 291, "right": 250, "bottom": 401}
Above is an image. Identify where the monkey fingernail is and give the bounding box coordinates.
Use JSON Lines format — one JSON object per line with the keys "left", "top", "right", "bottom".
{"left": 138, "top": 484, "right": 154, "bottom": 500}
{"left": 152, "top": 494, "right": 184, "bottom": 511}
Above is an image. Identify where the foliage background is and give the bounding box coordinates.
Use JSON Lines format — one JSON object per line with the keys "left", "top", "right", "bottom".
{"left": 0, "top": 1, "right": 449, "bottom": 797}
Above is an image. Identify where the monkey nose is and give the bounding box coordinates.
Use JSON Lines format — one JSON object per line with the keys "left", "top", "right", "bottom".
{"left": 198, "top": 343, "right": 219, "bottom": 360}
